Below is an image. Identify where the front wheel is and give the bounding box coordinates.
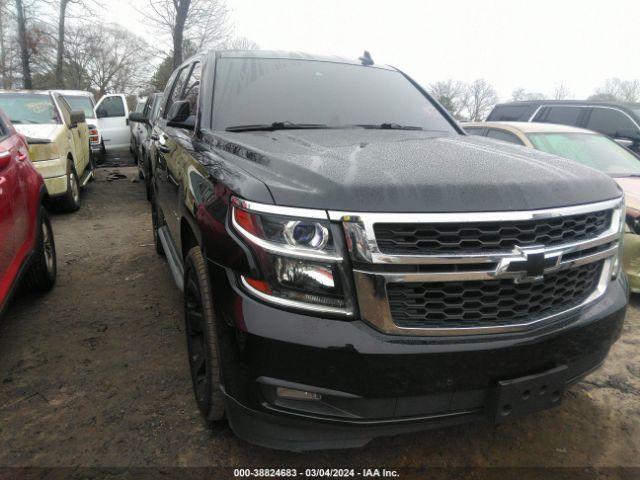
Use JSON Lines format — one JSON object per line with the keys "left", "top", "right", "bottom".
{"left": 59, "top": 161, "right": 81, "bottom": 212}
{"left": 184, "top": 246, "right": 225, "bottom": 422}
{"left": 23, "top": 207, "right": 57, "bottom": 292}
{"left": 151, "top": 195, "right": 165, "bottom": 256}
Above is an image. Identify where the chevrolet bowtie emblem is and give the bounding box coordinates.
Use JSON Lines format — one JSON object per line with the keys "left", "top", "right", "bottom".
{"left": 496, "top": 246, "right": 562, "bottom": 283}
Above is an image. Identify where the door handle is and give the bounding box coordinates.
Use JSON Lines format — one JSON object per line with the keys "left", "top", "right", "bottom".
{"left": 158, "top": 145, "right": 172, "bottom": 154}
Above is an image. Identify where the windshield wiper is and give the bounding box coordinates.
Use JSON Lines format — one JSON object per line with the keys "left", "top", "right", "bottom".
{"left": 357, "top": 123, "right": 423, "bottom": 131}
{"left": 226, "top": 122, "right": 330, "bottom": 132}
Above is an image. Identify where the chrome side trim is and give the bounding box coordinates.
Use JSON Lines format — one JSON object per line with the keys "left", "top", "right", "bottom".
{"left": 231, "top": 207, "right": 342, "bottom": 262}
{"left": 353, "top": 258, "right": 613, "bottom": 336}
{"left": 240, "top": 276, "right": 352, "bottom": 317}
{"left": 231, "top": 196, "right": 329, "bottom": 220}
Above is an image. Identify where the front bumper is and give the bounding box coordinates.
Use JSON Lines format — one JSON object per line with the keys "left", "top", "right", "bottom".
{"left": 219, "top": 272, "right": 627, "bottom": 451}
{"left": 32, "top": 157, "right": 67, "bottom": 197}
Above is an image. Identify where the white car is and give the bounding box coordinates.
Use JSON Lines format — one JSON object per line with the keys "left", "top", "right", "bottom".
{"left": 95, "top": 93, "right": 132, "bottom": 152}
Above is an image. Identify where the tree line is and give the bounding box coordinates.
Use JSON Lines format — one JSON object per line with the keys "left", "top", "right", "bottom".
{"left": 429, "top": 78, "right": 640, "bottom": 122}
{"left": 0, "top": 0, "right": 256, "bottom": 98}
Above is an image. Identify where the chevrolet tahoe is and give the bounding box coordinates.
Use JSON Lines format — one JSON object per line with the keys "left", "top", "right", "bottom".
{"left": 149, "top": 50, "right": 628, "bottom": 451}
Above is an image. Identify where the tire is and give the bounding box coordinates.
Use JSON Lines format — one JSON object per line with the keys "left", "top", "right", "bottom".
{"left": 59, "top": 161, "right": 81, "bottom": 212}
{"left": 144, "top": 174, "right": 152, "bottom": 201}
{"left": 151, "top": 194, "right": 165, "bottom": 256}
{"left": 23, "top": 207, "right": 57, "bottom": 293}
{"left": 184, "top": 246, "right": 225, "bottom": 422}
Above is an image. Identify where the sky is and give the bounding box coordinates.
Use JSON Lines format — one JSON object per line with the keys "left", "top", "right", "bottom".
{"left": 106, "top": 0, "right": 640, "bottom": 101}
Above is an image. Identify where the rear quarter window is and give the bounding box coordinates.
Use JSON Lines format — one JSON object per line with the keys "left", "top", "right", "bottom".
{"left": 487, "top": 104, "right": 537, "bottom": 121}
{"left": 534, "top": 106, "right": 583, "bottom": 127}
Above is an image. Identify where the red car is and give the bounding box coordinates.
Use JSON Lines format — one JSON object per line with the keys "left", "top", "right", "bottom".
{"left": 0, "top": 109, "right": 56, "bottom": 315}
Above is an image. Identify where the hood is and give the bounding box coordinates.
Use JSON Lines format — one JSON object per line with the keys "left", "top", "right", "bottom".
{"left": 14, "top": 123, "right": 62, "bottom": 143}
{"left": 614, "top": 177, "right": 640, "bottom": 210}
{"left": 205, "top": 130, "right": 622, "bottom": 213}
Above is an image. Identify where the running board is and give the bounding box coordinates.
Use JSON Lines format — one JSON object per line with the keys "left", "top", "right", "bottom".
{"left": 80, "top": 170, "right": 94, "bottom": 187}
{"left": 158, "top": 226, "right": 184, "bottom": 292}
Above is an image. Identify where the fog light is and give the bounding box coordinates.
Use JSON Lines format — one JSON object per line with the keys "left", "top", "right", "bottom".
{"left": 276, "top": 387, "right": 322, "bottom": 401}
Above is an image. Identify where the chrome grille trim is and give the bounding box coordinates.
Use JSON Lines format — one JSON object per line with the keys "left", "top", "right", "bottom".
{"left": 329, "top": 198, "right": 623, "bottom": 265}
{"left": 330, "top": 197, "right": 624, "bottom": 336}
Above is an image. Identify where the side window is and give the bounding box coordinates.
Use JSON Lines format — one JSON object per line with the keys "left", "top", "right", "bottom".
{"left": 183, "top": 62, "right": 201, "bottom": 115}
{"left": 163, "top": 65, "right": 191, "bottom": 119}
{"left": 536, "top": 106, "right": 582, "bottom": 126}
{"left": 150, "top": 96, "right": 163, "bottom": 122}
{"left": 586, "top": 108, "right": 637, "bottom": 137}
{"left": 142, "top": 98, "right": 152, "bottom": 117}
{"left": 54, "top": 95, "right": 71, "bottom": 124}
{"left": 486, "top": 129, "right": 524, "bottom": 145}
{"left": 98, "top": 96, "right": 125, "bottom": 118}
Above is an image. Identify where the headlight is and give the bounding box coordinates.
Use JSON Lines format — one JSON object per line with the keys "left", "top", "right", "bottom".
{"left": 231, "top": 197, "right": 355, "bottom": 316}
{"left": 29, "top": 143, "right": 60, "bottom": 162}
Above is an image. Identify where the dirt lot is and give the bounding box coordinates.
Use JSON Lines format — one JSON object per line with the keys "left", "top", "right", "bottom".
{"left": 0, "top": 152, "right": 639, "bottom": 474}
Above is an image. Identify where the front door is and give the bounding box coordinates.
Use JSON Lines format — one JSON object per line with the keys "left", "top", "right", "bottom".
{"left": 95, "top": 94, "right": 130, "bottom": 151}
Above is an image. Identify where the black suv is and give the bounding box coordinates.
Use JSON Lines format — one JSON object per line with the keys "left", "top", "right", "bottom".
{"left": 149, "top": 51, "right": 627, "bottom": 451}
{"left": 487, "top": 100, "right": 640, "bottom": 151}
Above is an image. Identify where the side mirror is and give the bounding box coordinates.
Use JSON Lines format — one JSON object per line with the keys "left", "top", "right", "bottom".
{"left": 166, "top": 100, "right": 195, "bottom": 130}
{"left": 69, "top": 110, "right": 86, "bottom": 129}
{"left": 129, "top": 112, "right": 149, "bottom": 124}
{"left": 616, "top": 129, "right": 640, "bottom": 146}
{"left": 96, "top": 108, "right": 106, "bottom": 119}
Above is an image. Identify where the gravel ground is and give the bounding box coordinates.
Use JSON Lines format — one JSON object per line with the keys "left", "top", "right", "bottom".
{"left": 0, "top": 153, "right": 638, "bottom": 475}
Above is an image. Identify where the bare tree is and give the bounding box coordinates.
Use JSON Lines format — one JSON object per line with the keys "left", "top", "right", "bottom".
{"left": 63, "top": 23, "right": 153, "bottom": 96}
{"left": 591, "top": 78, "right": 640, "bottom": 103}
{"left": 55, "top": 0, "right": 99, "bottom": 87}
{"left": 553, "top": 83, "right": 572, "bottom": 100}
{"left": 511, "top": 87, "right": 546, "bottom": 102}
{"left": 463, "top": 79, "right": 498, "bottom": 121}
{"left": 217, "top": 36, "right": 259, "bottom": 50}
{"left": 144, "top": 0, "right": 231, "bottom": 69}
{"left": 428, "top": 80, "right": 466, "bottom": 119}
{"left": 54, "top": 0, "right": 70, "bottom": 87}
{"left": 15, "top": 0, "right": 32, "bottom": 88}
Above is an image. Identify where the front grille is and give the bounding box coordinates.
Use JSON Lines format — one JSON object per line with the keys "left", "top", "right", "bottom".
{"left": 387, "top": 262, "right": 603, "bottom": 329}
{"left": 374, "top": 210, "right": 612, "bottom": 254}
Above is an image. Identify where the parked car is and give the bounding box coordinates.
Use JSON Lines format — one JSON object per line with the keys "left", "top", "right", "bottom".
{"left": 95, "top": 93, "right": 130, "bottom": 151}
{"left": 464, "top": 121, "right": 640, "bottom": 293}
{"left": 151, "top": 50, "right": 626, "bottom": 451}
{"left": 486, "top": 100, "right": 640, "bottom": 152}
{"left": 129, "top": 92, "right": 163, "bottom": 200}
{"left": 0, "top": 109, "right": 56, "bottom": 316}
{"left": 53, "top": 90, "right": 103, "bottom": 162}
{"left": 0, "top": 90, "right": 92, "bottom": 212}
{"left": 130, "top": 97, "right": 147, "bottom": 159}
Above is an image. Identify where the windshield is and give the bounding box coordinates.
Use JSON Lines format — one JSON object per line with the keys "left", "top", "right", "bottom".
{"left": 64, "top": 95, "right": 95, "bottom": 119}
{"left": 527, "top": 132, "right": 640, "bottom": 176}
{"left": 213, "top": 58, "right": 456, "bottom": 133}
{"left": 0, "top": 93, "right": 60, "bottom": 124}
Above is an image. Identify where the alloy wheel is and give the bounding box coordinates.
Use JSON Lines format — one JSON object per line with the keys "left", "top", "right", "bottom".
{"left": 185, "top": 271, "right": 208, "bottom": 404}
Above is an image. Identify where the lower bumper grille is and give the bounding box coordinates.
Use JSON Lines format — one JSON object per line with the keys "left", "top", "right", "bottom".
{"left": 387, "top": 262, "right": 603, "bottom": 329}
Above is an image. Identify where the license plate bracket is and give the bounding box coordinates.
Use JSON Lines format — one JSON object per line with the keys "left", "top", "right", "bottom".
{"left": 490, "top": 365, "right": 568, "bottom": 423}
